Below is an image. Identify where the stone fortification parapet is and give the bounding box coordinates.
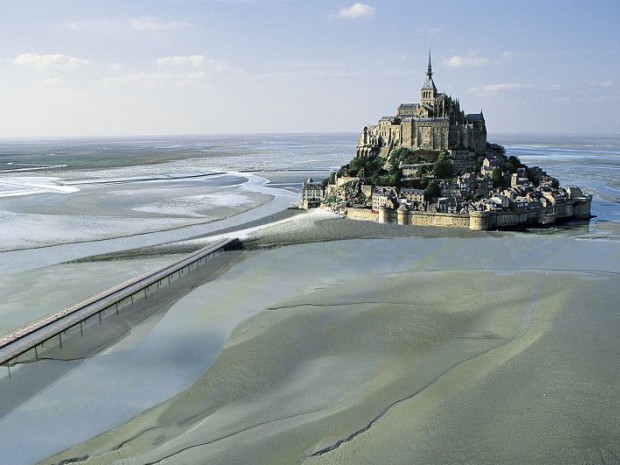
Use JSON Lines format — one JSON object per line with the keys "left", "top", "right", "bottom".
{"left": 572, "top": 196, "right": 593, "bottom": 219}
{"left": 469, "top": 211, "right": 491, "bottom": 231}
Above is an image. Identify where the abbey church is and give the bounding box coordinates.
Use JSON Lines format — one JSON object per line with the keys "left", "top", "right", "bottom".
{"left": 357, "top": 54, "right": 487, "bottom": 158}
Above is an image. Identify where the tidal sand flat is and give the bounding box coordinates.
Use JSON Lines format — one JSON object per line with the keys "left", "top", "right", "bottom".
{"left": 0, "top": 172, "right": 272, "bottom": 251}
{"left": 0, "top": 134, "right": 617, "bottom": 464}
{"left": 40, "top": 236, "right": 620, "bottom": 465}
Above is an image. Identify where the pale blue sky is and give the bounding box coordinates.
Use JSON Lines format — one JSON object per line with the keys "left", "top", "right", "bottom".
{"left": 1, "top": 0, "right": 618, "bottom": 137}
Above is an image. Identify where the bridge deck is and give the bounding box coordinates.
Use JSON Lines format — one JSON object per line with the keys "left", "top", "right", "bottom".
{"left": 0, "top": 237, "right": 238, "bottom": 367}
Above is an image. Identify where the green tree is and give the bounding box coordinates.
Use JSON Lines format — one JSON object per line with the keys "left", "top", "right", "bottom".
{"left": 491, "top": 167, "right": 503, "bottom": 188}
{"left": 433, "top": 160, "right": 453, "bottom": 179}
{"left": 425, "top": 181, "right": 440, "bottom": 200}
{"left": 345, "top": 155, "right": 385, "bottom": 179}
{"left": 347, "top": 158, "right": 363, "bottom": 176}
{"left": 505, "top": 155, "right": 523, "bottom": 173}
{"left": 486, "top": 143, "right": 506, "bottom": 156}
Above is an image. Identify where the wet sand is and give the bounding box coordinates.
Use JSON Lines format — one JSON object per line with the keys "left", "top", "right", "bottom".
{"left": 39, "top": 227, "right": 620, "bottom": 465}
{"left": 0, "top": 176, "right": 272, "bottom": 252}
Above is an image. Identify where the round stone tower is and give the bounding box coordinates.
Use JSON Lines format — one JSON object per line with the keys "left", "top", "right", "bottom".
{"left": 469, "top": 211, "right": 491, "bottom": 231}
{"left": 573, "top": 196, "right": 593, "bottom": 219}
{"left": 378, "top": 206, "right": 388, "bottom": 224}
{"left": 397, "top": 204, "right": 410, "bottom": 225}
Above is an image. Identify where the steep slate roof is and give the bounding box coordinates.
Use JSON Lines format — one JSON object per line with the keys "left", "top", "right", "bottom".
{"left": 465, "top": 113, "right": 485, "bottom": 122}
{"left": 422, "top": 76, "right": 437, "bottom": 91}
{"left": 422, "top": 51, "right": 437, "bottom": 91}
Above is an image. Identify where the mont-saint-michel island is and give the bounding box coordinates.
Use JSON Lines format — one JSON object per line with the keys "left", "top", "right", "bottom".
{"left": 301, "top": 54, "right": 592, "bottom": 231}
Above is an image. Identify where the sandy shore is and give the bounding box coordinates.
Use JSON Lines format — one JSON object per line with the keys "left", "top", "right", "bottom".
{"left": 39, "top": 231, "right": 620, "bottom": 465}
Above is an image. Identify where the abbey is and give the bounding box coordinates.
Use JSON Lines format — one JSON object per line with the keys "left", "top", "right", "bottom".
{"left": 357, "top": 53, "right": 487, "bottom": 158}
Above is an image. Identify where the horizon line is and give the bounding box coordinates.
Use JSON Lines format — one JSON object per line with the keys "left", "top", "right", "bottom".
{"left": 1, "top": 130, "right": 619, "bottom": 142}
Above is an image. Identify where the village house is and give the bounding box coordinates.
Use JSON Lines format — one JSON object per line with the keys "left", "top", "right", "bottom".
{"left": 436, "top": 196, "right": 461, "bottom": 214}
{"left": 481, "top": 157, "right": 503, "bottom": 176}
{"left": 510, "top": 196, "right": 530, "bottom": 211}
{"left": 490, "top": 194, "right": 510, "bottom": 210}
{"left": 401, "top": 163, "right": 433, "bottom": 178}
{"left": 300, "top": 177, "right": 324, "bottom": 209}
{"left": 476, "top": 176, "right": 494, "bottom": 195}
{"left": 399, "top": 187, "right": 426, "bottom": 204}
{"left": 439, "top": 181, "right": 460, "bottom": 198}
{"left": 457, "top": 173, "right": 476, "bottom": 197}
{"left": 372, "top": 187, "right": 398, "bottom": 212}
{"left": 511, "top": 167, "right": 530, "bottom": 188}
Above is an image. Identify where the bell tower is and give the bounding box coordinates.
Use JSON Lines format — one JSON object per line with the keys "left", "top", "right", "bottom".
{"left": 420, "top": 50, "right": 437, "bottom": 108}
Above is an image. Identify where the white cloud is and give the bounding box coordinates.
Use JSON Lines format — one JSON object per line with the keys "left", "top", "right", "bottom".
{"left": 61, "top": 19, "right": 117, "bottom": 32}
{"left": 335, "top": 3, "right": 375, "bottom": 19}
{"left": 102, "top": 55, "right": 226, "bottom": 90}
{"left": 469, "top": 83, "right": 567, "bottom": 95}
{"left": 442, "top": 50, "right": 489, "bottom": 68}
{"left": 129, "top": 17, "right": 190, "bottom": 31}
{"left": 13, "top": 52, "right": 89, "bottom": 69}
{"left": 61, "top": 17, "right": 190, "bottom": 32}
{"left": 102, "top": 72, "right": 174, "bottom": 89}
{"left": 591, "top": 80, "right": 614, "bottom": 88}
{"left": 42, "top": 78, "right": 64, "bottom": 87}
{"left": 186, "top": 71, "right": 206, "bottom": 81}
{"left": 209, "top": 60, "right": 227, "bottom": 73}
{"left": 101, "top": 70, "right": 212, "bottom": 90}
{"left": 156, "top": 55, "right": 226, "bottom": 72}
{"left": 469, "top": 84, "right": 533, "bottom": 95}
{"left": 156, "top": 55, "right": 206, "bottom": 68}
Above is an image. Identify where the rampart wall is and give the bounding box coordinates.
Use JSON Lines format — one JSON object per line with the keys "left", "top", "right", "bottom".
{"left": 346, "top": 208, "right": 378, "bottom": 222}
{"left": 375, "top": 196, "right": 592, "bottom": 231}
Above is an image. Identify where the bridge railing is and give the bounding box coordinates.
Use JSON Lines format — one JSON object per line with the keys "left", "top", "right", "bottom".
{"left": 0, "top": 237, "right": 240, "bottom": 371}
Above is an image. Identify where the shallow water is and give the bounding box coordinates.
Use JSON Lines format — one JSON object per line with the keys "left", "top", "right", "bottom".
{"left": 0, "top": 256, "right": 185, "bottom": 337}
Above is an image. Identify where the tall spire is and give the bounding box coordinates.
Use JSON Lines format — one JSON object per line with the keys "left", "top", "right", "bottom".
{"left": 427, "top": 49, "right": 433, "bottom": 79}
{"left": 421, "top": 48, "right": 437, "bottom": 96}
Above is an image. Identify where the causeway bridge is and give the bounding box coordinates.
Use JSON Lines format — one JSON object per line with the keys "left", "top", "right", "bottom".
{"left": 0, "top": 237, "right": 240, "bottom": 377}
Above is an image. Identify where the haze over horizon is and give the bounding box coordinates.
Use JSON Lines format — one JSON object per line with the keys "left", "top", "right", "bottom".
{"left": 1, "top": 0, "right": 618, "bottom": 138}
